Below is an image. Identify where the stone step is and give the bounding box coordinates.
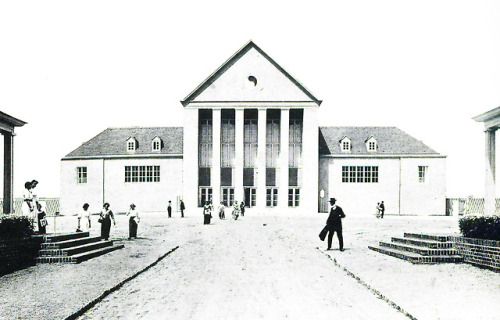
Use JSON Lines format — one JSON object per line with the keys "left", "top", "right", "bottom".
{"left": 391, "top": 237, "right": 454, "bottom": 249}
{"left": 379, "top": 241, "right": 459, "bottom": 256}
{"left": 39, "top": 240, "right": 113, "bottom": 257}
{"left": 368, "top": 246, "right": 463, "bottom": 264}
{"left": 36, "top": 244, "right": 124, "bottom": 264}
{"left": 41, "top": 236, "right": 101, "bottom": 249}
{"left": 42, "top": 232, "right": 90, "bottom": 243}
{"left": 404, "top": 233, "right": 451, "bottom": 242}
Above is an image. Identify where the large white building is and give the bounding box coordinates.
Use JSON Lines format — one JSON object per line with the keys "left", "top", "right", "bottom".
{"left": 61, "top": 41, "right": 446, "bottom": 216}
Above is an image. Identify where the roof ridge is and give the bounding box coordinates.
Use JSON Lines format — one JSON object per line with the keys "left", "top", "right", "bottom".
{"left": 181, "top": 41, "right": 321, "bottom": 106}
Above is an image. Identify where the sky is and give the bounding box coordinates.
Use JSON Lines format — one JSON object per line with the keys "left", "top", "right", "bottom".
{"left": 0, "top": 0, "right": 499, "bottom": 198}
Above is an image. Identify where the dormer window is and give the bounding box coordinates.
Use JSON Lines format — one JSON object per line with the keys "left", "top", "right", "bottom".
{"left": 339, "top": 137, "right": 351, "bottom": 152}
{"left": 127, "top": 137, "right": 137, "bottom": 151}
{"left": 152, "top": 137, "right": 162, "bottom": 151}
{"left": 365, "top": 136, "right": 377, "bottom": 152}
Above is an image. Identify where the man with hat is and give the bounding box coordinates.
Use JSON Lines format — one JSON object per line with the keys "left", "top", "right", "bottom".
{"left": 325, "top": 198, "right": 346, "bottom": 251}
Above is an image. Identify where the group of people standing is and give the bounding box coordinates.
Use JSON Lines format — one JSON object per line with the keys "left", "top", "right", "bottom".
{"left": 78, "top": 202, "right": 138, "bottom": 240}
{"left": 22, "top": 180, "right": 47, "bottom": 234}
{"left": 203, "top": 200, "right": 245, "bottom": 225}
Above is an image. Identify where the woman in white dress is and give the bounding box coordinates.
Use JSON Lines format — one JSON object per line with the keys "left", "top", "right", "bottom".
{"left": 77, "top": 203, "right": 91, "bottom": 232}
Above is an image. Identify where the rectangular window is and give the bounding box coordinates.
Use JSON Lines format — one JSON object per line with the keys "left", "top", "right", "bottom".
{"left": 342, "top": 166, "right": 379, "bottom": 183}
{"left": 77, "top": 167, "right": 87, "bottom": 184}
{"left": 222, "top": 187, "right": 235, "bottom": 207}
{"left": 266, "top": 113, "right": 280, "bottom": 168}
{"left": 418, "top": 166, "right": 428, "bottom": 183}
{"left": 199, "top": 111, "right": 213, "bottom": 168}
{"left": 199, "top": 187, "right": 212, "bottom": 207}
{"left": 125, "top": 166, "right": 160, "bottom": 183}
{"left": 289, "top": 113, "right": 303, "bottom": 168}
{"left": 288, "top": 188, "right": 300, "bottom": 207}
{"left": 244, "top": 113, "right": 258, "bottom": 168}
{"left": 221, "top": 110, "right": 235, "bottom": 168}
{"left": 266, "top": 188, "right": 278, "bottom": 207}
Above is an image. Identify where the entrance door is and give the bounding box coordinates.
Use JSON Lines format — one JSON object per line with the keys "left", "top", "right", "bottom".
{"left": 244, "top": 187, "right": 256, "bottom": 207}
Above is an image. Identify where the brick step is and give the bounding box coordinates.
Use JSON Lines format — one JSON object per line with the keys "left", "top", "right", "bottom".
{"left": 391, "top": 237, "right": 454, "bottom": 249}
{"left": 379, "top": 241, "right": 459, "bottom": 256}
{"left": 41, "top": 236, "right": 101, "bottom": 249}
{"left": 36, "top": 244, "right": 124, "bottom": 264}
{"left": 39, "top": 240, "right": 113, "bottom": 257}
{"left": 404, "top": 233, "right": 451, "bottom": 242}
{"left": 43, "top": 232, "right": 90, "bottom": 243}
{"left": 368, "top": 246, "right": 463, "bottom": 264}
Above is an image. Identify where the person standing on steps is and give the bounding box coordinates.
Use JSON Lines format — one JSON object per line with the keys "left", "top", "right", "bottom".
{"left": 325, "top": 198, "right": 345, "bottom": 251}
{"left": 167, "top": 200, "right": 172, "bottom": 218}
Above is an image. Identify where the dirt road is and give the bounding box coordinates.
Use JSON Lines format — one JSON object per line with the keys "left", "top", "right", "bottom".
{"left": 79, "top": 217, "right": 408, "bottom": 320}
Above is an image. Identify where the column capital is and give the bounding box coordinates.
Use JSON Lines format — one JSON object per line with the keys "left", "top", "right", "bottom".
{"left": 485, "top": 127, "right": 498, "bottom": 133}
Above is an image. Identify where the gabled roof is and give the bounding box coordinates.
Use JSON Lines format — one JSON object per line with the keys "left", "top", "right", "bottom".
{"left": 181, "top": 40, "right": 321, "bottom": 106}
{"left": 319, "top": 127, "right": 442, "bottom": 156}
{"left": 62, "top": 127, "right": 183, "bottom": 159}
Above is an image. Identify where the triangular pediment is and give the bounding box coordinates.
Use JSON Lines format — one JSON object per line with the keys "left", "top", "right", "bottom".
{"left": 182, "top": 41, "right": 321, "bottom": 106}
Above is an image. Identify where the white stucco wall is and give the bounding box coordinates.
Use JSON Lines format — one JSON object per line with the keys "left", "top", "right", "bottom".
{"left": 322, "top": 156, "right": 446, "bottom": 216}
{"left": 61, "top": 159, "right": 104, "bottom": 215}
{"left": 61, "top": 157, "right": 183, "bottom": 215}
{"left": 326, "top": 158, "right": 400, "bottom": 216}
{"left": 400, "top": 157, "right": 446, "bottom": 215}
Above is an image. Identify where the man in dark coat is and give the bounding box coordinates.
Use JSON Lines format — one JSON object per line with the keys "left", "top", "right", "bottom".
{"left": 167, "top": 200, "right": 172, "bottom": 218}
{"left": 379, "top": 201, "right": 385, "bottom": 219}
{"left": 180, "top": 200, "right": 185, "bottom": 218}
{"left": 326, "top": 198, "right": 346, "bottom": 251}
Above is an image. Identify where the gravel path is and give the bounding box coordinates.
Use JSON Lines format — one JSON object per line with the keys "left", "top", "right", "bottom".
{"left": 78, "top": 218, "right": 408, "bottom": 320}
{"left": 1, "top": 213, "right": 498, "bottom": 320}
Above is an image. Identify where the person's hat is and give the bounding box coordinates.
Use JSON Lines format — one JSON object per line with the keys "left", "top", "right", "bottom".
{"left": 329, "top": 198, "right": 336, "bottom": 204}
{"left": 130, "top": 203, "right": 136, "bottom": 208}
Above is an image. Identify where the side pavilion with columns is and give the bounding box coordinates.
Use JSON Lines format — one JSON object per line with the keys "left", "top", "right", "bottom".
{"left": 473, "top": 106, "right": 500, "bottom": 215}
{"left": 0, "top": 111, "right": 27, "bottom": 214}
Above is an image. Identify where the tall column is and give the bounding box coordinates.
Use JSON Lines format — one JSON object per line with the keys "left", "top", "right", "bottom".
{"left": 303, "top": 108, "right": 319, "bottom": 213}
{"left": 212, "top": 109, "right": 221, "bottom": 207}
{"left": 485, "top": 128, "right": 496, "bottom": 215}
{"left": 257, "top": 109, "right": 267, "bottom": 209}
{"left": 235, "top": 109, "right": 244, "bottom": 202}
{"left": 3, "top": 132, "right": 14, "bottom": 214}
{"left": 279, "top": 109, "right": 290, "bottom": 209}
{"left": 182, "top": 108, "right": 199, "bottom": 214}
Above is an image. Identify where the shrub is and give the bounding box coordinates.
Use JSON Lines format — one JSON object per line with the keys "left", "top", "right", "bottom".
{"left": 0, "top": 215, "right": 34, "bottom": 239}
{"left": 459, "top": 216, "right": 500, "bottom": 241}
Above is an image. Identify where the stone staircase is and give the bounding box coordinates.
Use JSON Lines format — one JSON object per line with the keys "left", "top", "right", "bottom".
{"left": 368, "top": 233, "right": 463, "bottom": 264}
{"left": 36, "top": 232, "right": 124, "bottom": 264}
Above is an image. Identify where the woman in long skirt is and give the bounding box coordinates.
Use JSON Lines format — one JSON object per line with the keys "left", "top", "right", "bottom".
{"left": 36, "top": 202, "right": 47, "bottom": 234}
{"left": 126, "top": 203, "right": 140, "bottom": 239}
{"left": 203, "top": 201, "right": 212, "bottom": 225}
{"left": 99, "top": 203, "right": 115, "bottom": 240}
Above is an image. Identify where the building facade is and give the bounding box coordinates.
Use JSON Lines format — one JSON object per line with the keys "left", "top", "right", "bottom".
{"left": 61, "top": 41, "right": 446, "bottom": 215}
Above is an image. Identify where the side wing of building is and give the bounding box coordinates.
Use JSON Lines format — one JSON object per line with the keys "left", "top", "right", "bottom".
{"left": 318, "top": 127, "right": 446, "bottom": 216}
{"left": 61, "top": 127, "right": 183, "bottom": 214}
